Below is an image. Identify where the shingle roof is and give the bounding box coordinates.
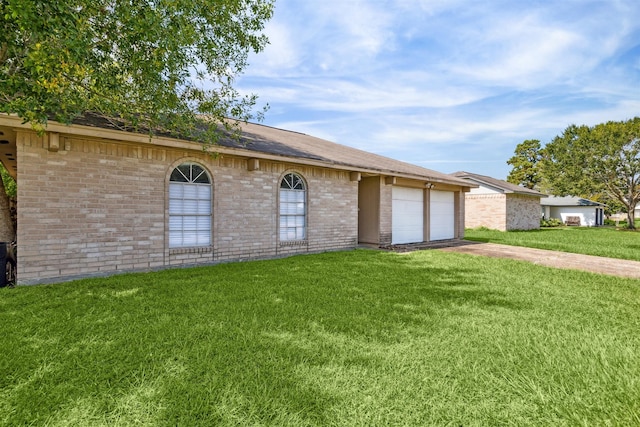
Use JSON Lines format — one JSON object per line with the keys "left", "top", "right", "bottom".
{"left": 451, "top": 171, "right": 546, "bottom": 197}
{"left": 541, "top": 196, "right": 606, "bottom": 207}
{"left": 69, "top": 113, "right": 472, "bottom": 186}
{"left": 234, "top": 122, "right": 472, "bottom": 185}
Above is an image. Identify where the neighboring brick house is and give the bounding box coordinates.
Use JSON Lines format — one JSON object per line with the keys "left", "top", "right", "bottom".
{"left": 0, "top": 114, "right": 474, "bottom": 285}
{"left": 452, "top": 172, "right": 545, "bottom": 231}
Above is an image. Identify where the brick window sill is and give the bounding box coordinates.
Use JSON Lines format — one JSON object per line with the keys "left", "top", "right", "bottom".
{"left": 279, "top": 240, "right": 308, "bottom": 247}
{"left": 169, "top": 246, "right": 214, "bottom": 255}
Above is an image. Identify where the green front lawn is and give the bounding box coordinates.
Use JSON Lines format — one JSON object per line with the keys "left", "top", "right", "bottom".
{"left": 2, "top": 250, "right": 640, "bottom": 425}
{"left": 465, "top": 226, "right": 640, "bottom": 261}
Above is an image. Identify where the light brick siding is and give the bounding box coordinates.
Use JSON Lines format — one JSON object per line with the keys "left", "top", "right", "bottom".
{"left": 505, "top": 194, "right": 541, "bottom": 230}
{"left": 465, "top": 194, "right": 508, "bottom": 230}
{"left": 464, "top": 193, "right": 540, "bottom": 231}
{"left": 456, "top": 191, "right": 465, "bottom": 238}
{"left": 378, "top": 181, "right": 392, "bottom": 246}
{"left": 17, "top": 131, "right": 357, "bottom": 284}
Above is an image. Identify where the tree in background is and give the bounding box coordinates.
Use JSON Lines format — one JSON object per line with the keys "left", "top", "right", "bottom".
{"left": 0, "top": 163, "right": 15, "bottom": 200}
{"left": 0, "top": 171, "right": 13, "bottom": 242}
{"left": 0, "top": 0, "right": 274, "bottom": 136}
{"left": 506, "top": 139, "right": 543, "bottom": 189}
{"left": 0, "top": 164, "right": 16, "bottom": 237}
{"left": 543, "top": 118, "right": 640, "bottom": 229}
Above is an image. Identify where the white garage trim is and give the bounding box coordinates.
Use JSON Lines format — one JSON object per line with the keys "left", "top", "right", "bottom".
{"left": 430, "top": 190, "right": 455, "bottom": 240}
{"left": 392, "top": 187, "right": 424, "bottom": 244}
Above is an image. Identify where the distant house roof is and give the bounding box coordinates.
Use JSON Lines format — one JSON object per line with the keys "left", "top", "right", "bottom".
{"left": 541, "top": 196, "right": 606, "bottom": 207}
{"left": 451, "top": 171, "right": 546, "bottom": 197}
{"left": 57, "top": 113, "right": 473, "bottom": 187}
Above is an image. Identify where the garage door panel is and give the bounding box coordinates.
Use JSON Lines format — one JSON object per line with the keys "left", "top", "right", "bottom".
{"left": 392, "top": 187, "right": 424, "bottom": 244}
{"left": 430, "top": 190, "right": 455, "bottom": 241}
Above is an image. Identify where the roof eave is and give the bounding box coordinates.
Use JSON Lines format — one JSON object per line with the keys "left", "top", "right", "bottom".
{"left": 460, "top": 175, "right": 543, "bottom": 197}
{"left": 0, "top": 115, "right": 474, "bottom": 187}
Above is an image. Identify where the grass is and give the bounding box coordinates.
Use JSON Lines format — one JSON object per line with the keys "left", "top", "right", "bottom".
{"left": 2, "top": 249, "right": 640, "bottom": 426}
{"left": 465, "top": 226, "right": 640, "bottom": 261}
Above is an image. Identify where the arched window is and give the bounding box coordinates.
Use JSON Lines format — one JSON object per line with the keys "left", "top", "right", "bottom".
{"left": 169, "top": 163, "right": 212, "bottom": 248}
{"left": 279, "top": 173, "right": 306, "bottom": 241}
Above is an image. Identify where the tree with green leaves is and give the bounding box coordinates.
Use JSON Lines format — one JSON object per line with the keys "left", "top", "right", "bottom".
{"left": 506, "top": 139, "right": 543, "bottom": 189}
{"left": 0, "top": 0, "right": 274, "bottom": 243}
{"left": 543, "top": 118, "right": 640, "bottom": 229}
{"left": 1, "top": 0, "right": 274, "bottom": 136}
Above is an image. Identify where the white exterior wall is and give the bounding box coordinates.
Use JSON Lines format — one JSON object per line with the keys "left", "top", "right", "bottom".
{"left": 467, "top": 185, "right": 501, "bottom": 195}
{"left": 548, "top": 206, "right": 598, "bottom": 226}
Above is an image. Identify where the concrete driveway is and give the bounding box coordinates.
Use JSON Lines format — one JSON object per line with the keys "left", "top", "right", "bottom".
{"left": 438, "top": 242, "right": 640, "bottom": 279}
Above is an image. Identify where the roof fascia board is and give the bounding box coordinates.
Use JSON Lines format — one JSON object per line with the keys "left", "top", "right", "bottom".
{"left": 460, "top": 174, "right": 543, "bottom": 196}
{"left": 0, "top": 115, "right": 475, "bottom": 187}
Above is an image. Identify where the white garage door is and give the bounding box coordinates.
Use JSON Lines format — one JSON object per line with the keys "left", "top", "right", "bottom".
{"left": 430, "top": 190, "right": 455, "bottom": 240}
{"left": 392, "top": 187, "right": 424, "bottom": 244}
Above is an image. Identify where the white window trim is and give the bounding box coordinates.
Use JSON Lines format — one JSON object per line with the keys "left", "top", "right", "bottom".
{"left": 169, "top": 163, "right": 212, "bottom": 248}
{"left": 279, "top": 173, "right": 307, "bottom": 242}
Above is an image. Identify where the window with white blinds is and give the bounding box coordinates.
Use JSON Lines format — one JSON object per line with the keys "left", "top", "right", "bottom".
{"left": 279, "top": 173, "right": 306, "bottom": 241}
{"left": 169, "top": 164, "right": 211, "bottom": 248}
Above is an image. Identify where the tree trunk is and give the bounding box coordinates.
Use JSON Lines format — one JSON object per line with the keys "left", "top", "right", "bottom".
{"left": 0, "top": 174, "right": 15, "bottom": 242}
{"left": 627, "top": 210, "right": 636, "bottom": 230}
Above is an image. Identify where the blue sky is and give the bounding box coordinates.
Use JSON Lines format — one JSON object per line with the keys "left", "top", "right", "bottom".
{"left": 237, "top": 0, "right": 640, "bottom": 179}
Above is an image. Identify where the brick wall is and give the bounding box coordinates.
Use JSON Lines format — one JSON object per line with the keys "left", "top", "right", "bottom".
{"left": 16, "top": 131, "right": 357, "bottom": 284}
{"left": 464, "top": 194, "right": 507, "bottom": 230}
{"left": 456, "top": 191, "right": 465, "bottom": 238}
{"left": 464, "top": 193, "right": 541, "bottom": 231}
{"left": 378, "top": 179, "right": 392, "bottom": 246}
{"left": 505, "top": 194, "right": 541, "bottom": 230}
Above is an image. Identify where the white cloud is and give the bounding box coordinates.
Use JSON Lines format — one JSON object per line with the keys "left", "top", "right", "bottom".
{"left": 243, "top": 73, "right": 489, "bottom": 113}
{"left": 256, "top": 21, "right": 300, "bottom": 71}
{"left": 316, "top": 0, "right": 394, "bottom": 56}
{"left": 247, "top": 0, "right": 399, "bottom": 77}
{"left": 237, "top": 0, "right": 640, "bottom": 180}
{"left": 395, "top": 0, "right": 469, "bottom": 15}
{"left": 460, "top": 25, "right": 586, "bottom": 85}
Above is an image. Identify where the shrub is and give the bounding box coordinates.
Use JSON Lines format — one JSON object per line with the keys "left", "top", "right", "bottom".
{"left": 540, "top": 218, "right": 563, "bottom": 227}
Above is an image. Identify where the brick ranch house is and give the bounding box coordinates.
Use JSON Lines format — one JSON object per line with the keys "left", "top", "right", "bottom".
{"left": 452, "top": 171, "right": 546, "bottom": 231}
{"left": 0, "top": 114, "right": 474, "bottom": 285}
